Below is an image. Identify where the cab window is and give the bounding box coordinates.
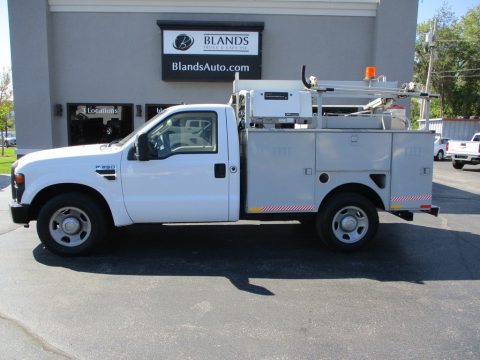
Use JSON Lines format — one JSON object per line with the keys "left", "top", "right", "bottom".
{"left": 147, "top": 111, "right": 217, "bottom": 159}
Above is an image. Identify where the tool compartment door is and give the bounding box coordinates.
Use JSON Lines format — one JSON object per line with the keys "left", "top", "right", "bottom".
{"left": 315, "top": 132, "right": 392, "bottom": 171}
{"left": 390, "top": 132, "right": 435, "bottom": 210}
{"left": 245, "top": 131, "right": 316, "bottom": 213}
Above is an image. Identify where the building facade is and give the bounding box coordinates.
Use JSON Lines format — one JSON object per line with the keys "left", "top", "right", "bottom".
{"left": 418, "top": 118, "right": 480, "bottom": 140}
{"left": 8, "top": 0, "right": 419, "bottom": 155}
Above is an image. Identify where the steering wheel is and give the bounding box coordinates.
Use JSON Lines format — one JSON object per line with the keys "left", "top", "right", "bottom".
{"left": 201, "top": 123, "right": 212, "bottom": 142}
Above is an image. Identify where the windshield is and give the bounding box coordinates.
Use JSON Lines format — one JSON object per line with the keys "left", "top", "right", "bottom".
{"left": 116, "top": 108, "right": 169, "bottom": 146}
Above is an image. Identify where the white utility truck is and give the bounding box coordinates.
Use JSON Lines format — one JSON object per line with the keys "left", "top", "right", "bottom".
{"left": 10, "top": 67, "right": 439, "bottom": 255}
{"left": 447, "top": 132, "right": 480, "bottom": 169}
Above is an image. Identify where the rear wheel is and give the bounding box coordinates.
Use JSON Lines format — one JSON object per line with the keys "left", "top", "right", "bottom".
{"left": 37, "top": 192, "right": 108, "bottom": 256}
{"left": 435, "top": 150, "right": 444, "bottom": 161}
{"left": 452, "top": 160, "right": 464, "bottom": 169}
{"left": 316, "top": 193, "right": 379, "bottom": 251}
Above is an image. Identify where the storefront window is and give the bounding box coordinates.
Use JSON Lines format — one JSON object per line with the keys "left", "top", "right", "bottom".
{"left": 145, "top": 104, "right": 177, "bottom": 121}
{"left": 67, "top": 104, "right": 133, "bottom": 145}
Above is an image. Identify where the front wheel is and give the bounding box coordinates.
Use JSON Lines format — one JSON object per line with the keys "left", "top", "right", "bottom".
{"left": 37, "top": 192, "right": 108, "bottom": 256}
{"left": 316, "top": 193, "right": 379, "bottom": 251}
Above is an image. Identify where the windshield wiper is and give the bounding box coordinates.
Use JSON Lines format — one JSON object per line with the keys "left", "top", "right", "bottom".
{"left": 107, "top": 139, "right": 121, "bottom": 147}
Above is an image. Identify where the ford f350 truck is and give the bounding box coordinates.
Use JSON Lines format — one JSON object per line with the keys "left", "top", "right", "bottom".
{"left": 10, "top": 68, "right": 439, "bottom": 255}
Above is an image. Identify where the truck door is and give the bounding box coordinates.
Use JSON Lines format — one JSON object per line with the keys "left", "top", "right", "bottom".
{"left": 121, "top": 109, "right": 230, "bottom": 223}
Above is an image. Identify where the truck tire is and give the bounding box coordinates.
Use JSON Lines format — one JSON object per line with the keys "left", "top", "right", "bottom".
{"left": 36, "top": 192, "right": 108, "bottom": 256}
{"left": 435, "top": 150, "right": 444, "bottom": 161}
{"left": 316, "top": 193, "right": 379, "bottom": 252}
{"left": 452, "top": 160, "right": 464, "bottom": 170}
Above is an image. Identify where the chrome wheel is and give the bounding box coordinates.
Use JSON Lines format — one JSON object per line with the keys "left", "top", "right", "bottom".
{"left": 331, "top": 206, "right": 369, "bottom": 244}
{"left": 49, "top": 206, "right": 92, "bottom": 247}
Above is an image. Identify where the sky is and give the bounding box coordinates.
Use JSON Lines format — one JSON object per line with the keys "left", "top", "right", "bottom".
{"left": 417, "top": 0, "right": 479, "bottom": 23}
{"left": 0, "top": 0, "right": 10, "bottom": 71}
{"left": 0, "top": 0, "right": 479, "bottom": 71}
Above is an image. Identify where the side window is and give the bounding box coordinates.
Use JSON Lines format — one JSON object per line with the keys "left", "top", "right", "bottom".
{"left": 147, "top": 111, "right": 217, "bottom": 159}
{"left": 473, "top": 135, "right": 480, "bottom": 142}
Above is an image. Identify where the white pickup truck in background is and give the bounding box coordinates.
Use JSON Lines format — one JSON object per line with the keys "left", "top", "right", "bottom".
{"left": 434, "top": 136, "right": 449, "bottom": 161}
{"left": 447, "top": 132, "right": 480, "bottom": 169}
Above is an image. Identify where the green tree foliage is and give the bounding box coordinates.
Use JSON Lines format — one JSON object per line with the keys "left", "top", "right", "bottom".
{"left": 0, "top": 69, "right": 14, "bottom": 156}
{"left": 413, "top": 4, "right": 480, "bottom": 121}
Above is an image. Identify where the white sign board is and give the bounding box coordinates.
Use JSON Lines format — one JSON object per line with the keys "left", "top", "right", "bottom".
{"left": 163, "top": 30, "right": 259, "bottom": 56}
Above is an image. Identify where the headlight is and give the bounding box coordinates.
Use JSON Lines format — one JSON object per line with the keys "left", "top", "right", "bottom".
{"left": 11, "top": 162, "right": 25, "bottom": 202}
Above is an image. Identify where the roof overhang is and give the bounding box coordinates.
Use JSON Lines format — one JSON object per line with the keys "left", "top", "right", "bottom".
{"left": 48, "top": 0, "right": 380, "bottom": 17}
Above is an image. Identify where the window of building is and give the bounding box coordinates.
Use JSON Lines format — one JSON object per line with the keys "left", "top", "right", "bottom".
{"left": 145, "top": 104, "right": 178, "bottom": 121}
{"left": 67, "top": 104, "right": 133, "bottom": 145}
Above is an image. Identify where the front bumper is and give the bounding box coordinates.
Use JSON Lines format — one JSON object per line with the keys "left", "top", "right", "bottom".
{"left": 10, "top": 201, "right": 30, "bottom": 224}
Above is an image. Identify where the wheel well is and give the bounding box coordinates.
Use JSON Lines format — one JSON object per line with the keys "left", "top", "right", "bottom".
{"left": 320, "top": 183, "right": 385, "bottom": 211}
{"left": 29, "top": 184, "right": 114, "bottom": 224}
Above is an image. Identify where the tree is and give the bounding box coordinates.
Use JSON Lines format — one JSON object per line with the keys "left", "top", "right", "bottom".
{"left": 0, "top": 68, "right": 14, "bottom": 156}
{"left": 413, "top": 4, "right": 480, "bottom": 122}
{"left": 458, "top": 6, "right": 480, "bottom": 116}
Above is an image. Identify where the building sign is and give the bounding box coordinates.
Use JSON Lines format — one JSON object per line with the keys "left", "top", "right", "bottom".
{"left": 163, "top": 31, "right": 259, "bottom": 55}
{"left": 84, "top": 105, "right": 119, "bottom": 115}
{"left": 158, "top": 21, "right": 264, "bottom": 82}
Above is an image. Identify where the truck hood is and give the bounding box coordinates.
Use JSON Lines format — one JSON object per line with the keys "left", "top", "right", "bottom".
{"left": 17, "top": 144, "right": 122, "bottom": 169}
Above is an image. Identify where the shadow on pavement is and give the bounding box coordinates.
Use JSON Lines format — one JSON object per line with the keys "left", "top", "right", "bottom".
{"left": 0, "top": 174, "right": 10, "bottom": 190}
{"left": 433, "top": 181, "right": 480, "bottom": 215}
{"left": 33, "top": 221, "right": 480, "bottom": 296}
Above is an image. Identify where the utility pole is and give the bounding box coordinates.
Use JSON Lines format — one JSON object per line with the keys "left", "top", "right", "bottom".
{"left": 421, "top": 19, "right": 436, "bottom": 129}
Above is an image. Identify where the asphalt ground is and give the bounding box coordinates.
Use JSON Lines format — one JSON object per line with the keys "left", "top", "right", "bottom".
{"left": 0, "top": 160, "right": 479, "bottom": 359}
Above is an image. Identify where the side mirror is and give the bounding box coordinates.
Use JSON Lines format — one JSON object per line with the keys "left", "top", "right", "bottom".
{"left": 136, "top": 133, "right": 150, "bottom": 161}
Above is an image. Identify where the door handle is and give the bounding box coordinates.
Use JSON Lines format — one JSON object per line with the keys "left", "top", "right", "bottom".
{"left": 214, "top": 163, "right": 226, "bottom": 178}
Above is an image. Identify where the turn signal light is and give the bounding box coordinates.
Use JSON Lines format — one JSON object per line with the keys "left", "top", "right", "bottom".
{"left": 364, "top": 66, "right": 376, "bottom": 80}
{"left": 14, "top": 173, "right": 25, "bottom": 185}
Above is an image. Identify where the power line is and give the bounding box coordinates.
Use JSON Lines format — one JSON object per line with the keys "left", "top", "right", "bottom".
{"left": 434, "top": 74, "right": 480, "bottom": 78}
{"left": 435, "top": 39, "right": 478, "bottom": 43}
{"left": 433, "top": 68, "right": 480, "bottom": 74}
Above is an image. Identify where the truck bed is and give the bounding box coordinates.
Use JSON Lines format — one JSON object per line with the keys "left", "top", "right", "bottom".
{"left": 448, "top": 140, "right": 480, "bottom": 157}
{"left": 241, "top": 128, "right": 434, "bottom": 215}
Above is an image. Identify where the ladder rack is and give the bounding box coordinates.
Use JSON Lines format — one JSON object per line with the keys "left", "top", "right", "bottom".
{"left": 230, "top": 69, "right": 439, "bottom": 130}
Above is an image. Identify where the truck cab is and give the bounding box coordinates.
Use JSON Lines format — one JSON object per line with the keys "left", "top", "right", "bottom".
{"left": 122, "top": 104, "right": 240, "bottom": 223}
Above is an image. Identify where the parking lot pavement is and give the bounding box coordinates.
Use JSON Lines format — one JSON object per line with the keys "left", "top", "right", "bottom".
{"left": 0, "top": 162, "right": 479, "bottom": 360}
{"left": 0, "top": 175, "right": 19, "bottom": 235}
